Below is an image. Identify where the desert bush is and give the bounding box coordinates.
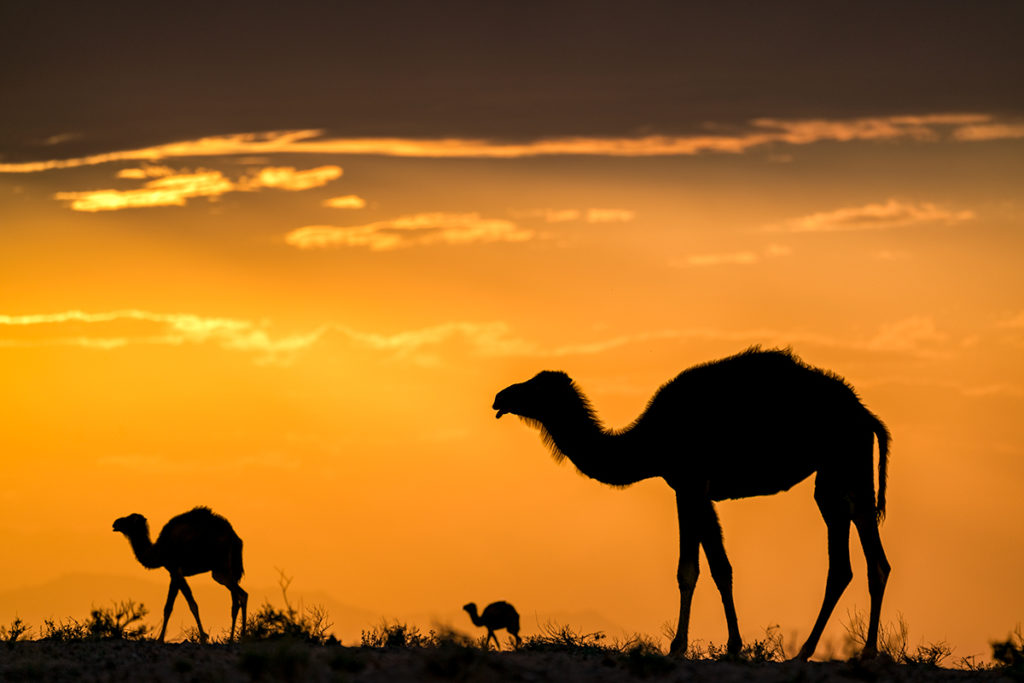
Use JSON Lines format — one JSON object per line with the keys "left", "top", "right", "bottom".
{"left": 992, "top": 625, "right": 1024, "bottom": 673}
{"left": 39, "top": 617, "right": 89, "bottom": 642}
{"left": 360, "top": 620, "right": 437, "bottom": 648}
{"left": 85, "top": 600, "right": 150, "bottom": 640}
{"left": 244, "top": 572, "right": 336, "bottom": 645}
{"left": 0, "top": 617, "right": 31, "bottom": 643}
{"left": 38, "top": 600, "right": 148, "bottom": 641}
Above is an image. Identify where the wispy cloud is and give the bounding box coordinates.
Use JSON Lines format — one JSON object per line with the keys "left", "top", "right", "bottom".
{"left": 323, "top": 194, "right": 367, "bottom": 209}
{"left": 2, "top": 309, "right": 956, "bottom": 366}
{"left": 0, "top": 310, "right": 527, "bottom": 365}
{"left": 585, "top": 208, "right": 635, "bottom": 223}
{"left": 284, "top": 213, "right": 534, "bottom": 250}
{"left": 247, "top": 165, "right": 342, "bottom": 190}
{"left": 2, "top": 114, "right": 1019, "bottom": 173}
{"left": 764, "top": 199, "right": 975, "bottom": 233}
{"left": 53, "top": 164, "right": 343, "bottom": 211}
{"left": 55, "top": 170, "right": 236, "bottom": 211}
{"left": 952, "top": 123, "right": 1024, "bottom": 141}
{"left": 513, "top": 208, "right": 635, "bottom": 224}
{"left": 675, "top": 244, "right": 791, "bottom": 267}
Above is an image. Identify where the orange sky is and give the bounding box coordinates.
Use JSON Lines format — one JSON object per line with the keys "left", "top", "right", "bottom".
{"left": 2, "top": 1, "right": 1023, "bottom": 659}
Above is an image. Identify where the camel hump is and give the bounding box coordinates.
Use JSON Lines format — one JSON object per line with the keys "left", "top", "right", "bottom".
{"left": 482, "top": 601, "right": 520, "bottom": 627}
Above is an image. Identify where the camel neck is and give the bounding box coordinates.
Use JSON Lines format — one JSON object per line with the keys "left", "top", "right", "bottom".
{"left": 126, "top": 532, "right": 162, "bottom": 569}
{"left": 543, "top": 412, "right": 659, "bottom": 487}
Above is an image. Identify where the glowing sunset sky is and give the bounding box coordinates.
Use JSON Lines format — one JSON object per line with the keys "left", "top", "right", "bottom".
{"left": 2, "top": 0, "right": 1023, "bottom": 657}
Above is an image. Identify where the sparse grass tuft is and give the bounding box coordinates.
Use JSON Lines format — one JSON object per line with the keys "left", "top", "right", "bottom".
{"left": 843, "top": 609, "right": 951, "bottom": 666}
{"left": 521, "top": 621, "right": 609, "bottom": 654}
{"left": 683, "top": 625, "right": 786, "bottom": 663}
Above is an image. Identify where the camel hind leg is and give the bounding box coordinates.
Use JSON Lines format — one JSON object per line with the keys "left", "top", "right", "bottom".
{"left": 853, "top": 499, "right": 890, "bottom": 658}
{"left": 794, "top": 482, "right": 853, "bottom": 661}
{"left": 213, "top": 569, "right": 247, "bottom": 641}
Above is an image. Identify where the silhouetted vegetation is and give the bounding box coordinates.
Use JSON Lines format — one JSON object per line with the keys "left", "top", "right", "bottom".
{"left": 844, "top": 609, "right": 952, "bottom": 666}
{"left": 991, "top": 626, "right": 1024, "bottom": 677}
{"left": 1, "top": 617, "right": 31, "bottom": 643}
{"left": 242, "top": 573, "right": 335, "bottom": 645}
{"left": 37, "top": 600, "right": 149, "bottom": 641}
{"left": 360, "top": 620, "right": 437, "bottom": 648}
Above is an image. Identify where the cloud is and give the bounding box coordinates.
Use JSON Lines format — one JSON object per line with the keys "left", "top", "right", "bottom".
{"left": 247, "top": 165, "right": 341, "bottom": 190}
{"left": 513, "top": 208, "right": 634, "bottom": 223}
{"left": 0, "top": 309, "right": 532, "bottom": 366}
{"left": 675, "top": 244, "right": 791, "bottom": 267}
{"left": 3, "top": 114, "right": 1020, "bottom": 173}
{"left": 284, "top": 213, "right": 534, "bottom": 250}
{"left": 53, "top": 164, "right": 343, "bottom": 211}
{"left": 323, "top": 194, "right": 367, "bottom": 209}
{"left": 2, "top": 308, "right": 956, "bottom": 367}
{"left": 765, "top": 199, "right": 975, "bottom": 233}
{"left": 522, "top": 209, "right": 582, "bottom": 223}
{"left": 585, "top": 208, "right": 635, "bottom": 223}
{"left": 952, "top": 123, "right": 1024, "bottom": 141}
{"left": 54, "top": 170, "right": 236, "bottom": 211}
{"left": 116, "top": 165, "right": 175, "bottom": 179}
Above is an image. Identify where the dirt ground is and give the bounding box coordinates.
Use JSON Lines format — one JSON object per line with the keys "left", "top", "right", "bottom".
{"left": 0, "top": 640, "right": 1016, "bottom": 683}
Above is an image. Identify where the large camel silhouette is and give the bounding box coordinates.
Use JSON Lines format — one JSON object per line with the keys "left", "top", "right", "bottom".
{"left": 493, "top": 347, "right": 890, "bottom": 660}
{"left": 113, "top": 506, "right": 247, "bottom": 642}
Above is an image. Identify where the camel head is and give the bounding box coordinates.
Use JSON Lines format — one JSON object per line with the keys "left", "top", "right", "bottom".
{"left": 112, "top": 513, "right": 149, "bottom": 538}
{"left": 462, "top": 602, "right": 477, "bottom": 615}
{"left": 493, "top": 370, "right": 576, "bottom": 421}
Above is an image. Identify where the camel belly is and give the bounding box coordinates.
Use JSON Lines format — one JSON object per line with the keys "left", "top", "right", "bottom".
{"left": 706, "top": 458, "right": 817, "bottom": 501}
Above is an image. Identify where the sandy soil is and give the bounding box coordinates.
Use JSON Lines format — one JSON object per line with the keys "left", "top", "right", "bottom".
{"left": 0, "top": 641, "right": 1016, "bottom": 683}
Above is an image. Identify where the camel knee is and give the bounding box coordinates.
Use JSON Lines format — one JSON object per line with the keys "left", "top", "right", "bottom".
{"left": 677, "top": 561, "right": 699, "bottom": 591}
{"left": 868, "top": 559, "right": 890, "bottom": 596}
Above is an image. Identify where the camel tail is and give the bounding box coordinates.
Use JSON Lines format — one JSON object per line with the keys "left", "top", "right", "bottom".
{"left": 872, "top": 413, "right": 890, "bottom": 524}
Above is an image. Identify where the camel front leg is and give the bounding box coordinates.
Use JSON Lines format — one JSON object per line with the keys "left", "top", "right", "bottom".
{"left": 177, "top": 577, "right": 208, "bottom": 643}
{"left": 700, "top": 500, "right": 741, "bottom": 655}
{"left": 669, "top": 494, "right": 702, "bottom": 656}
{"left": 230, "top": 586, "right": 248, "bottom": 641}
{"left": 159, "top": 578, "right": 181, "bottom": 642}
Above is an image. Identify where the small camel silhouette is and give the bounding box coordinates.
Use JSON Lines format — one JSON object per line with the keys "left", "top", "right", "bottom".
{"left": 493, "top": 347, "right": 890, "bottom": 660}
{"left": 112, "top": 506, "right": 248, "bottom": 642}
{"left": 463, "top": 601, "right": 522, "bottom": 649}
